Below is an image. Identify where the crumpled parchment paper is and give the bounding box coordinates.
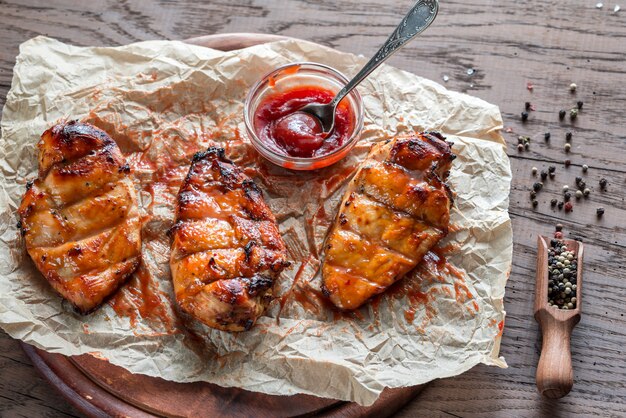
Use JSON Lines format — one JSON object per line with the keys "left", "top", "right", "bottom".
{"left": 0, "top": 36, "right": 511, "bottom": 406}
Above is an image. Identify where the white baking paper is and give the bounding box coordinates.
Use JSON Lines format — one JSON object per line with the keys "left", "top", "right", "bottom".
{"left": 0, "top": 36, "right": 511, "bottom": 406}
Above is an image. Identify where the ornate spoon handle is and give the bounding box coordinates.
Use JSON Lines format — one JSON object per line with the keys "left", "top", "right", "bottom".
{"left": 330, "top": 0, "right": 439, "bottom": 107}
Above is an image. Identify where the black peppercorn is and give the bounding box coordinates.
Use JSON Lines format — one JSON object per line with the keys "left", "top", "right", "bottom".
{"left": 525, "top": 102, "right": 531, "bottom": 110}
{"left": 599, "top": 178, "right": 607, "bottom": 190}
{"left": 521, "top": 111, "right": 529, "bottom": 121}
{"left": 566, "top": 132, "right": 572, "bottom": 142}
{"left": 548, "top": 166, "right": 556, "bottom": 174}
{"left": 533, "top": 182, "right": 543, "bottom": 191}
{"left": 544, "top": 132, "right": 551, "bottom": 141}
{"left": 551, "top": 199, "right": 558, "bottom": 207}
{"left": 559, "top": 110, "right": 566, "bottom": 120}
{"left": 557, "top": 201, "right": 564, "bottom": 210}
{"left": 564, "top": 192, "right": 572, "bottom": 201}
{"left": 532, "top": 200, "right": 538, "bottom": 208}
{"left": 575, "top": 176, "right": 582, "bottom": 185}
{"left": 556, "top": 223, "right": 563, "bottom": 231}
{"left": 541, "top": 171, "right": 548, "bottom": 180}
{"left": 577, "top": 101, "right": 583, "bottom": 109}
{"left": 565, "top": 159, "right": 571, "bottom": 167}
{"left": 530, "top": 191, "right": 537, "bottom": 199}
{"left": 597, "top": 207, "right": 605, "bottom": 217}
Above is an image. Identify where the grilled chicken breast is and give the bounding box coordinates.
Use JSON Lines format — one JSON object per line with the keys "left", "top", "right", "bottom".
{"left": 170, "top": 147, "right": 289, "bottom": 331}
{"left": 18, "top": 121, "right": 141, "bottom": 313}
{"left": 322, "top": 132, "right": 455, "bottom": 310}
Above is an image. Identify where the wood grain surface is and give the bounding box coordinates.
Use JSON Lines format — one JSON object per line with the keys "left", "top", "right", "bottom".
{"left": 1, "top": 1, "right": 625, "bottom": 417}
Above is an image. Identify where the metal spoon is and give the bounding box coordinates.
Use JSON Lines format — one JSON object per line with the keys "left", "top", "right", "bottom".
{"left": 298, "top": 0, "right": 440, "bottom": 133}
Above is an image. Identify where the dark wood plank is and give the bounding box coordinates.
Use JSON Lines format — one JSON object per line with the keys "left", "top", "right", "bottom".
{"left": 1, "top": 0, "right": 625, "bottom": 417}
{"left": 0, "top": 335, "right": 82, "bottom": 418}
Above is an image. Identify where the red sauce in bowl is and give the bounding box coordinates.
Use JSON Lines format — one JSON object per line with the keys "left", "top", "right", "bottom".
{"left": 253, "top": 85, "right": 355, "bottom": 158}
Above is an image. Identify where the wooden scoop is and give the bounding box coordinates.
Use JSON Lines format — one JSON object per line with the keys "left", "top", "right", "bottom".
{"left": 534, "top": 235, "right": 583, "bottom": 398}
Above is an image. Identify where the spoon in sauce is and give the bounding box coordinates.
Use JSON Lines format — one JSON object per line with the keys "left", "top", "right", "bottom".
{"left": 295, "top": 0, "right": 439, "bottom": 134}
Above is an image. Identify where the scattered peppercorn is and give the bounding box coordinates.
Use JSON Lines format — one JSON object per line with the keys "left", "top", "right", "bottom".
{"left": 583, "top": 188, "right": 591, "bottom": 197}
{"left": 518, "top": 136, "right": 525, "bottom": 144}
{"left": 558, "top": 201, "right": 564, "bottom": 210}
{"left": 563, "top": 185, "right": 569, "bottom": 192}
{"left": 582, "top": 164, "right": 588, "bottom": 172}
{"left": 532, "top": 200, "right": 538, "bottom": 208}
{"left": 578, "top": 180, "right": 586, "bottom": 190}
{"left": 569, "top": 83, "right": 577, "bottom": 92}
{"left": 577, "top": 101, "right": 583, "bottom": 109}
{"left": 532, "top": 167, "right": 538, "bottom": 176}
{"left": 570, "top": 109, "right": 578, "bottom": 120}
{"left": 564, "top": 191, "right": 572, "bottom": 201}
{"left": 521, "top": 111, "right": 529, "bottom": 121}
{"left": 544, "top": 132, "right": 551, "bottom": 141}
{"left": 564, "top": 143, "right": 571, "bottom": 152}
{"left": 575, "top": 190, "right": 583, "bottom": 199}
{"left": 533, "top": 182, "right": 543, "bottom": 191}
{"left": 525, "top": 102, "right": 531, "bottom": 110}
{"left": 549, "top": 172, "right": 555, "bottom": 179}
{"left": 559, "top": 110, "right": 566, "bottom": 120}
{"left": 566, "top": 132, "right": 572, "bottom": 141}
{"left": 565, "top": 202, "right": 573, "bottom": 212}
{"left": 540, "top": 170, "right": 548, "bottom": 180}
{"left": 551, "top": 199, "right": 558, "bottom": 207}
{"left": 565, "top": 159, "right": 571, "bottom": 167}
{"left": 554, "top": 231, "right": 564, "bottom": 239}
{"left": 555, "top": 223, "right": 563, "bottom": 232}
{"left": 599, "top": 178, "right": 607, "bottom": 190}
{"left": 548, "top": 166, "right": 556, "bottom": 174}
{"left": 596, "top": 207, "right": 605, "bottom": 217}
{"left": 575, "top": 176, "right": 582, "bottom": 185}
{"left": 530, "top": 191, "right": 537, "bottom": 199}
{"left": 517, "top": 144, "right": 524, "bottom": 152}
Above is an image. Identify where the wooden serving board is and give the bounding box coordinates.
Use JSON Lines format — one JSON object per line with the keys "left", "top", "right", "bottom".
{"left": 22, "top": 33, "right": 426, "bottom": 418}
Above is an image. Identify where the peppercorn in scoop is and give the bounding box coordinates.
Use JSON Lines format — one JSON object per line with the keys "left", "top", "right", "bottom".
{"left": 547, "top": 239, "right": 578, "bottom": 310}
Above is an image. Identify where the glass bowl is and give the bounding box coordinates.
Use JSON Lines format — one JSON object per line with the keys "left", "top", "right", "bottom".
{"left": 243, "top": 62, "right": 364, "bottom": 170}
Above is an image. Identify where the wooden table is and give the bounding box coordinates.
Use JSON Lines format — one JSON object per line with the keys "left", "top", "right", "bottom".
{"left": 1, "top": 1, "right": 625, "bottom": 416}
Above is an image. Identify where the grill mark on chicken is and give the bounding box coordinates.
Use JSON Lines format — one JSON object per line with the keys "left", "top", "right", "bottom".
{"left": 322, "top": 133, "right": 455, "bottom": 310}
{"left": 18, "top": 121, "right": 141, "bottom": 313}
{"left": 170, "top": 147, "right": 288, "bottom": 332}
{"left": 335, "top": 192, "right": 442, "bottom": 261}
{"left": 25, "top": 182, "right": 136, "bottom": 247}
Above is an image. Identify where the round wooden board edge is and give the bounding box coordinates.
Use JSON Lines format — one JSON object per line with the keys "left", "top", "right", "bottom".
{"left": 21, "top": 342, "right": 153, "bottom": 418}
{"left": 23, "top": 342, "right": 425, "bottom": 418}
{"left": 21, "top": 32, "right": 426, "bottom": 418}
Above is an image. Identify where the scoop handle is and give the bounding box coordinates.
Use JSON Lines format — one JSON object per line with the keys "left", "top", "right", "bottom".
{"left": 535, "top": 310, "right": 578, "bottom": 398}
{"left": 330, "top": 0, "right": 439, "bottom": 108}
